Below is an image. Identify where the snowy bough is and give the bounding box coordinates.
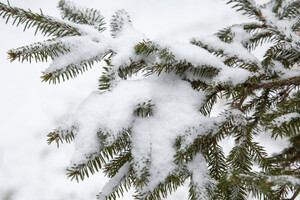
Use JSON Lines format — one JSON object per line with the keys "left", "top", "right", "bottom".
{"left": 1, "top": 0, "right": 300, "bottom": 199}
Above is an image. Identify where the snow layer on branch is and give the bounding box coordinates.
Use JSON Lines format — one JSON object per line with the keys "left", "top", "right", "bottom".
{"left": 110, "top": 22, "right": 145, "bottom": 67}
{"left": 273, "top": 61, "right": 300, "bottom": 79}
{"left": 188, "top": 152, "right": 216, "bottom": 200}
{"left": 44, "top": 35, "right": 111, "bottom": 73}
{"left": 131, "top": 74, "right": 209, "bottom": 191}
{"left": 58, "top": 0, "right": 105, "bottom": 30}
{"left": 214, "top": 67, "right": 252, "bottom": 86}
{"left": 162, "top": 40, "right": 252, "bottom": 86}
{"left": 166, "top": 41, "right": 227, "bottom": 68}
{"left": 180, "top": 109, "right": 246, "bottom": 151}
{"left": 194, "top": 35, "right": 259, "bottom": 62}
{"left": 267, "top": 175, "right": 300, "bottom": 186}
{"left": 98, "top": 162, "right": 130, "bottom": 200}
{"left": 44, "top": 18, "right": 145, "bottom": 77}
{"left": 62, "top": 73, "right": 218, "bottom": 190}
{"left": 261, "top": 6, "right": 300, "bottom": 46}
{"left": 274, "top": 113, "right": 300, "bottom": 125}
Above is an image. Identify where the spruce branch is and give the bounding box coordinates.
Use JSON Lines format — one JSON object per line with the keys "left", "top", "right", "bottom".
{"left": 134, "top": 101, "right": 154, "bottom": 118}
{"left": 199, "top": 90, "right": 220, "bottom": 116}
{"left": 98, "top": 65, "right": 116, "bottom": 91}
{"left": 135, "top": 40, "right": 159, "bottom": 56}
{"left": 279, "top": 0, "right": 300, "bottom": 19}
{"left": 249, "top": 141, "right": 273, "bottom": 171}
{"left": 206, "top": 142, "right": 226, "bottom": 180}
{"left": 245, "top": 31, "right": 275, "bottom": 50}
{"left": 134, "top": 169, "right": 189, "bottom": 200}
{"left": 262, "top": 42, "right": 300, "bottom": 68}
{"left": 1, "top": 0, "right": 300, "bottom": 199}
{"left": 292, "top": 18, "right": 300, "bottom": 32}
{"left": 67, "top": 155, "right": 102, "bottom": 182}
{"left": 247, "top": 76, "right": 300, "bottom": 91}
{"left": 215, "top": 27, "right": 235, "bottom": 43}
{"left": 191, "top": 38, "right": 260, "bottom": 72}
{"left": 198, "top": 85, "right": 230, "bottom": 116}
{"left": 227, "top": 0, "right": 264, "bottom": 21}
{"left": 271, "top": 0, "right": 283, "bottom": 14}
{"left": 188, "top": 176, "right": 216, "bottom": 200}
{"left": 136, "top": 40, "right": 221, "bottom": 79}
{"left": 271, "top": 134, "right": 300, "bottom": 169}
{"left": 58, "top": 0, "right": 106, "bottom": 32}
{"left": 41, "top": 59, "right": 96, "bottom": 84}
{"left": 237, "top": 172, "right": 275, "bottom": 200}
{"left": 218, "top": 171, "right": 248, "bottom": 200}
{"left": 277, "top": 92, "right": 300, "bottom": 113}
{"left": 175, "top": 111, "right": 246, "bottom": 169}
{"left": 67, "top": 129, "right": 131, "bottom": 182}
{"left": 7, "top": 39, "right": 71, "bottom": 63}
{"left": 227, "top": 136, "right": 253, "bottom": 172}
{"left": 110, "top": 9, "right": 132, "bottom": 38}
{"left": 47, "top": 127, "right": 75, "bottom": 147}
{"left": 103, "top": 151, "right": 132, "bottom": 178}
{"left": 98, "top": 163, "right": 132, "bottom": 200}
{"left": 42, "top": 50, "right": 112, "bottom": 84}
{"left": 0, "top": 2, "right": 81, "bottom": 37}
{"left": 270, "top": 117, "right": 300, "bottom": 138}
{"left": 117, "top": 60, "right": 147, "bottom": 80}
{"left": 289, "top": 186, "right": 300, "bottom": 200}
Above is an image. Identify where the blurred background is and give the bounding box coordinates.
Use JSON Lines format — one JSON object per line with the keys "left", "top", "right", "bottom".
{"left": 0, "top": 0, "right": 276, "bottom": 199}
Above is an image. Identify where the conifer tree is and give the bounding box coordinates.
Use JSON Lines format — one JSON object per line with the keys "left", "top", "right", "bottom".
{"left": 1, "top": 0, "right": 299, "bottom": 199}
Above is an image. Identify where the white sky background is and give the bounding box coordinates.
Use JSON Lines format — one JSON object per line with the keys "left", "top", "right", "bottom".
{"left": 0, "top": 0, "right": 281, "bottom": 200}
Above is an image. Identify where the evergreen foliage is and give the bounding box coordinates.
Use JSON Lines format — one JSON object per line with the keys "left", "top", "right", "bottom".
{"left": 1, "top": 0, "right": 300, "bottom": 199}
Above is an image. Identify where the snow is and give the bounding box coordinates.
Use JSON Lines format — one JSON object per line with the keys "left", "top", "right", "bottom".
{"left": 187, "top": 152, "right": 216, "bottom": 200}
{"left": 214, "top": 66, "right": 252, "bottom": 86}
{"left": 110, "top": 23, "right": 145, "bottom": 67}
{"left": 166, "top": 41, "right": 227, "bottom": 68}
{"left": 193, "top": 35, "right": 259, "bottom": 62}
{"left": 274, "top": 113, "right": 300, "bottom": 125}
{"left": 58, "top": 0, "right": 105, "bottom": 32}
{"left": 44, "top": 35, "right": 111, "bottom": 73}
{"left": 64, "top": 74, "right": 207, "bottom": 187}
{"left": 148, "top": 40, "right": 254, "bottom": 86}
{"left": 272, "top": 61, "right": 300, "bottom": 79}
{"left": 267, "top": 175, "right": 300, "bottom": 186}
{"left": 9, "top": 38, "right": 71, "bottom": 61}
{"left": 98, "top": 162, "right": 130, "bottom": 200}
{"left": 45, "top": 17, "right": 146, "bottom": 79}
{"left": 261, "top": 5, "right": 300, "bottom": 47}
